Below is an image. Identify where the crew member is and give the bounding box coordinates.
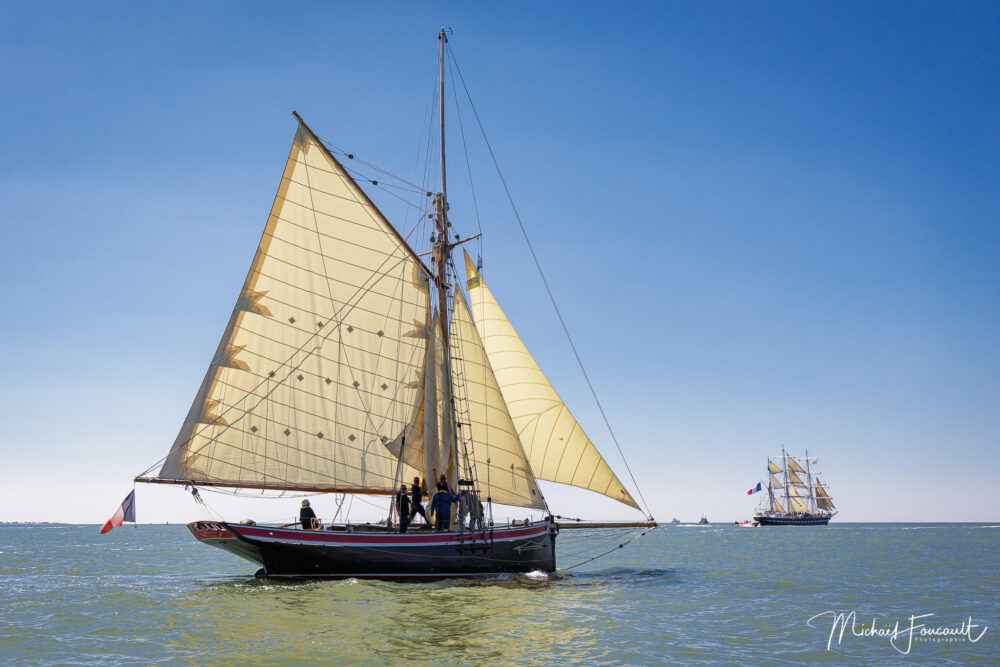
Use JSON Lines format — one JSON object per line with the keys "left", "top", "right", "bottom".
{"left": 436, "top": 473, "right": 453, "bottom": 493}
{"left": 409, "top": 476, "right": 429, "bottom": 525}
{"left": 396, "top": 484, "right": 411, "bottom": 534}
{"left": 429, "top": 487, "right": 459, "bottom": 532}
{"left": 299, "top": 499, "right": 319, "bottom": 530}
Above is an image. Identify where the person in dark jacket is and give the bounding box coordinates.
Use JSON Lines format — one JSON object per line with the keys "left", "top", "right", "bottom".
{"left": 299, "top": 499, "right": 319, "bottom": 530}
{"left": 409, "top": 477, "right": 429, "bottom": 525}
{"left": 436, "top": 473, "right": 453, "bottom": 493}
{"left": 429, "top": 488, "right": 459, "bottom": 531}
{"left": 396, "top": 484, "right": 411, "bottom": 534}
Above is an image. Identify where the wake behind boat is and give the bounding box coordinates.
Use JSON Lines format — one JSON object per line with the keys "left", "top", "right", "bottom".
{"left": 131, "top": 30, "right": 654, "bottom": 578}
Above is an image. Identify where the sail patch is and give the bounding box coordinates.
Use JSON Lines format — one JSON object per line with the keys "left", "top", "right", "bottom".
{"left": 212, "top": 344, "right": 251, "bottom": 371}
{"left": 236, "top": 289, "right": 273, "bottom": 317}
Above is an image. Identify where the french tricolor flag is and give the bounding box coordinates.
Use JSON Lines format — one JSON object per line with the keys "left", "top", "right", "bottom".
{"left": 747, "top": 482, "right": 762, "bottom": 495}
{"left": 99, "top": 490, "right": 136, "bottom": 534}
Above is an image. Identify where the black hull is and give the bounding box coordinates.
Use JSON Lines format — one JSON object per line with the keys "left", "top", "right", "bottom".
{"left": 189, "top": 521, "right": 557, "bottom": 579}
{"left": 754, "top": 514, "right": 832, "bottom": 526}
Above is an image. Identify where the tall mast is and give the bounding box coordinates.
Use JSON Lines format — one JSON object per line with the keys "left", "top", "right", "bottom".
{"left": 439, "top": 28, "right": 448, "bottom": 203}
{"left": 767, "top": 457, "right": 774, "bottom": 512}
{"left": 782, "top": 445, "right": 791, "bottom": 515}
{"left": 805, "top": 449, "right": 815, "bottom": 514}
{"left": 433, "top": 28, "right": 459, "bottom": 493}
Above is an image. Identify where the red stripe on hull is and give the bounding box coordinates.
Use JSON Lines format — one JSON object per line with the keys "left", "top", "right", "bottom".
{"left": 227, "top": 523, "right": 549, "bottom": 545}
{"left": 187, "top": 521, "right": 558, "bottom": 577}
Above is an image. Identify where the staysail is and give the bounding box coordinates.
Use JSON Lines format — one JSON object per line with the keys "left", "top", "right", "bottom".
{"left": 770, "top": 474, "right": 783, "bottom": 489}
{"left": 451, "top": 290, "right": 545, "bottom": 509}
{"left": 462, "top": 252, "right": 640, "bottom": 510}
{"left": 156, "top": 118, "right": 433, "bottom": 493}
{"left": 768, "top": 460, "right": 782, "bottom": 474}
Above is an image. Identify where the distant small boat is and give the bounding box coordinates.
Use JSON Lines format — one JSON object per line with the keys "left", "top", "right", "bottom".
{"left": 754, "top": 447, "right": 836, "bottom": 526}
{"left": 698, "top": 516, "right": 709, "bottom": 525}
{"left": 733, "top": 520, "right": 758, "bottom": 528}
{"left": 670, "top": 518, "right": 680, "bottom": 524}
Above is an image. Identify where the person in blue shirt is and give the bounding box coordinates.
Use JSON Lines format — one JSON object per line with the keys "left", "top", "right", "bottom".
{"left": 429, "top": 487, "right": 459, "bottom": 531}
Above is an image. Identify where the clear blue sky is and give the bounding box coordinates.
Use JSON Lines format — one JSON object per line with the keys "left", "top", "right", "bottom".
{"left": 1, "top": 2, "right": 997, "bottom": 523}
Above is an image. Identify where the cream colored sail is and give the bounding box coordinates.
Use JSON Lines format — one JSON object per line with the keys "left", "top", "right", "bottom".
{"left": 815, "top": 482, "right": 835, "bottom": 511}
{"left": 770, "top": 474, "right": 783, "bottom": 489}
{"left": 789, "top": 496, "right": 808, "bottom": 513}
{"left": 787, "top": 469, "right": 807, "bottom": 487}
{"left": 773, "top": 498, "right": 786, "bottom": 513}
{"left": 452, "top": 291, "right": 545, "bottom": 509}
{"left": 158, "top": 120, "right": 431, "bottom": 493}
{"left": 786, "top": 456, "right": 806, "bottom": 474}
{"left": 383, "top": 312, "right": 452, "bottom": 487}
{"left": 768, "top": 461, "right": 782, "bottom": 474}
{"left": 425, "top": 313, "right": 453, "bottom": 488}
{"left": 463, "top": 251, "right": 639, "bottom": 510}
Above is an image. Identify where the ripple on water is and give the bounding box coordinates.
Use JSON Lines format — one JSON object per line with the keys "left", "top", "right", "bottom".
{"left": 0, "top": 523, "right": 997, "bottom": 664}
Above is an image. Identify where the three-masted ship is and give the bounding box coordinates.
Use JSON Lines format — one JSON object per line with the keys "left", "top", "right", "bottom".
{"left": 753, "top": 448, "right": 836, "bottom": 526}
{"left": 134, "top": 31, "right": 652, "bottom": 578}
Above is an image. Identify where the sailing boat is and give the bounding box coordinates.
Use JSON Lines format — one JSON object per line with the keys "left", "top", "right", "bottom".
{"left": 134, "top": 31, "right": 653, "bottom": 578}
{"left": 753, "top": 447, "right": 836, "bottom": 526}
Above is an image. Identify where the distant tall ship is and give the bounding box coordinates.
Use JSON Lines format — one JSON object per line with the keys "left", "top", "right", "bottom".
{"left": 754, "top": 448, "right": 836, "bottom": 526}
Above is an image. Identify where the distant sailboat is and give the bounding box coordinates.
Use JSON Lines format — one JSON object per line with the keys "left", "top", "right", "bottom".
{"left": 133, "top": 31, "right": 654, "bottom": 578}
{"left": 754, "top": 448, "right": 836, "bottom": 526}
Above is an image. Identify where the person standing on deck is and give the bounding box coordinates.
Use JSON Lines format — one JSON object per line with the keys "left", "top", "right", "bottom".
{"left": 409, "top": 477, "right": 429, "bottom": 526}
{"left": 299, "top": 499, "right": 319, "bottom": 530}
{"left": 396, "top": 484, "right": 411, "bottom": 534}
{"left": 429, "top": 488, "right": 459, "bottom": 531}
{"left": 436, "top": 473, "right": 453, "bottom": 493}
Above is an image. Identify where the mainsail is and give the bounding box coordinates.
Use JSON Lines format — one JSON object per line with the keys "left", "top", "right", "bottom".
{"left": 788, "top": 495, "right": 809, "bottom": 513}
{"left": 462, "top": 252, "right": 640, "bottom": 510}
{"left": 156, "top": 120, "right": 433, "bottom": 493}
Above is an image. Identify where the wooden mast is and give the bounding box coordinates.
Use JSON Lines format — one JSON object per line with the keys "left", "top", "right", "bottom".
{"left": 767, "top": 457, "right": 775, "bottom": 513}
{"left": 782, "top": 445, "right": 791, "bottom": 516}
{"left": 433, "top": 28, "right": 459, "bottom": 494}
{"left": 805, "top": 449, "right": 817, "bottom": 514}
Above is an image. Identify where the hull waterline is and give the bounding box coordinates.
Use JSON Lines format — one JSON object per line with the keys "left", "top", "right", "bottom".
{"left": 188, "top": 521, "right": 557, "bottom": 579}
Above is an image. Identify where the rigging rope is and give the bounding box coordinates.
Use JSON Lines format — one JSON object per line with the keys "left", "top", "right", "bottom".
{"left": 562, "top": 528, "right": 650, "bottom": 571}
{"left": 446, "top": 42, "right": 654, "bottom": 520}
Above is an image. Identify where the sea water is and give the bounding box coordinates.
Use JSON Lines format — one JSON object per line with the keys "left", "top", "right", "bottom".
{"left": 1, "top": 523, "right": 997, "bottom": 664}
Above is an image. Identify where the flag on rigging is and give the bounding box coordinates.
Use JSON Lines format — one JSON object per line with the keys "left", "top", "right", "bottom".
{"left": 747, "top": 482, "right": 762, "bottom": 495}
{"left": 99, "top": 490, "right": 136, "bottom": 534}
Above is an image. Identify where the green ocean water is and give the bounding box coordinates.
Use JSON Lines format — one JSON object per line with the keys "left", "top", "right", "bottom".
{"left": 1, "top": 523, "right": 997, "bottom": 665}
